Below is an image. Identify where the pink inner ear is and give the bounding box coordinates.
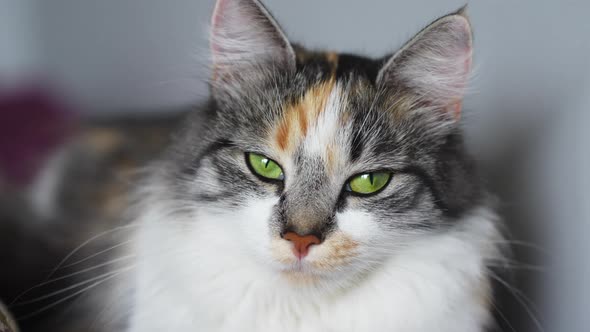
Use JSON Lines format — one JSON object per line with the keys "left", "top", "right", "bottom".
{"left": 451, "top": 101, "right": 462, "bottom": 119}
{"left": 210, "top": 0, "right": 231, "bottom": 59}
{"left": 209, "top": 0, "right": 271, "bottom": 77}
{"left": 380, "top": 14, "right": 473, "bottom": 120}
{"left": 208, "top": 0, "right": 296, "bottom": 82}
{"left": 209, "top": 0, "right": 227, "bottom": 80}
{"left": 450, "top": 51, "right": 472, "bottom": 119}
{"left": 210, "top": 0, "right": 226, "bottom": 29}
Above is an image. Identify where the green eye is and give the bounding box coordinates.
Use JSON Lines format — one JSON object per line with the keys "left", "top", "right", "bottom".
{"left": 247, "top": 153, "right": 284, "bottom": 180}
{"left": 347, "top": 172, "right": 391, "bottom": 195}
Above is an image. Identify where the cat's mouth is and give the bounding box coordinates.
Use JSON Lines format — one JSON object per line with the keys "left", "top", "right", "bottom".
{"left": 280, "top": 259, "right": 314, "bottom": 272}
{"left": 275, "top": 259, "right": 335, "bottom": 285}
{"left": 269, "top": 232, "right": 360, "bottom": 279}
{"left": 272, "top": 251, "right": 315, "bottom": 271}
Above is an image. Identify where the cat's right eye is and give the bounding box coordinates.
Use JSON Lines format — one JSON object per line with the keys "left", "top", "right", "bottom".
{"left": 246, "top": 153, "right": 285, "bottom": 181}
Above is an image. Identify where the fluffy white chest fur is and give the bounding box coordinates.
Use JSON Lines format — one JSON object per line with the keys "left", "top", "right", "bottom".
{"left": 124, "top": 206, "right": 500, "bottom": 332}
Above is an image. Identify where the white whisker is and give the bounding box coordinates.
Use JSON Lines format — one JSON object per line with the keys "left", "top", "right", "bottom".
{"left": 487, "top": 269, "right": 545, "bottom": 332}
{"left": 11, "top": 254, "right": 136, "bottom": 306}
{"left": 13, "top": 266, "right": 134, "bottom": 306}
{"left": 16, "top": 269, "right": 128, "bottom": 320}
{"left": 62, "top": 240, "right": 134, "bottom": 269}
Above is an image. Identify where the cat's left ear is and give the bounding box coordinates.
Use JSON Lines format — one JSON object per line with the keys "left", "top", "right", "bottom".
{"left": 377, "top": 8, "right": 472, "bottom": 118}
{"left": 210, "top": 0, "right": 296, "bottom": 79}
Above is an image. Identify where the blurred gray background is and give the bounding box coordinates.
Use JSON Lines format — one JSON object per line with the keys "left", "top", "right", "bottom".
{"left": 2, "top": 0, "right": 589, "bottom": 331}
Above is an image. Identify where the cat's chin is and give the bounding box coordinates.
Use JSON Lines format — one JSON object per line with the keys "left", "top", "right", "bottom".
{"left": 272, "top": 262, "right": 367, "bottom": 294}
{"left": 274, "top": 262, "right": 332, "bottom": 286}
{"left": 270, "top": 257, "right": 351, "bottom": 286}
{"left": 278, "top": 269, "right": 324, "bottom": 286}
{"left": 275, "top": 259, "right": 315, "bottom": 272}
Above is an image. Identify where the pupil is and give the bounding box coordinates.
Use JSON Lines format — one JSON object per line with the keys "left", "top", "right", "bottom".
{"left": 264, "top": 159, "right": 270, "bottom": 169}
{"left": 369, "top": 173, "right": 374, "bottom": 185}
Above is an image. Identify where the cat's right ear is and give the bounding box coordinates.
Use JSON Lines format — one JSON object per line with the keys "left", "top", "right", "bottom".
{"left": 210, "top": 0, "right": 296, "bottom": 81}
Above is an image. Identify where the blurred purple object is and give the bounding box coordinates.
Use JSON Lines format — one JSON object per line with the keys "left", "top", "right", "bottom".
{"left": 0, "top": 84, "right": 76, "bottom": 187}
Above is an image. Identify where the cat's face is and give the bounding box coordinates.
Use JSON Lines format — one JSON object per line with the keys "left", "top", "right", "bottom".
{"left": 157, "top": 0, "right": 479, "bottom": 291}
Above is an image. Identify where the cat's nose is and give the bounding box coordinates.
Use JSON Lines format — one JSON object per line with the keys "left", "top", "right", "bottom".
{"left": 282, "top": 232, "right": 322, "bottom": 259}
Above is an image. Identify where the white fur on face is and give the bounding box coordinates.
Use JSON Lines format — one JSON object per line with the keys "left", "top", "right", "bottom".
{"left": 302, "top": 82, "right": 346, "bottom": 156}
{"left": 126, "top": 86, "right": 501, "bottom": 331}
{"left": 128, "top": 199, "right": 501, "bottom": 332}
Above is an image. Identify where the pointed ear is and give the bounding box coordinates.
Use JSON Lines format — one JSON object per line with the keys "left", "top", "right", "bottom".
{"left": 210, "top": 0, "right": 296, "bottom": 79}
{"left": 377, "top": 8, "right": 472, "bottom": 118}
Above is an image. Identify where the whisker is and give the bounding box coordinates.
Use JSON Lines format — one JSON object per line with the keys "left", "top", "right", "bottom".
{"left": 10, "top": 254, "right": 136, "bottom": 306}
{"left": 43, "top": 255, "right": 135, "bottom": 285}
{"left": 477, "top": 239, "right": 549, "bottom": 254}
{"left": 9, "top": 218, "right": 189, "bottom": 306}
{"left": 486, "top": 258, "right": 546, "bottom": 272}
{"left": 45, "top": 225, "right": 139, "bottom": 280}
{"left": 12, "top": 267, "right": 134, "bottom": 306}
{"left": 61, "top": 240, "right": 134, "bottom": 269}
{"left": 490, "top": 298, "right": 517, "bottom": 332}
{"left": 16, "top": 271, "right": 127, "bottom": 320}
{"left": 487, "top": 270, "right": 545, "bottom": 332}
{"left": 487, "top": 263, "right": 546, "bottom": 272}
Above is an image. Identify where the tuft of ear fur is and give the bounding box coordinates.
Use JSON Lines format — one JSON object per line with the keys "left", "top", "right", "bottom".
{"left": 377, "top": 7, "right": 472, "bottom": 118}
{"left": 210, "top": 0, "right": 296, "bottom": 80}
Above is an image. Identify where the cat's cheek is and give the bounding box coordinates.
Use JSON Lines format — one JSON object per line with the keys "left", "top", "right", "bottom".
{"left": 303, "top": 210, "right": 382, "bottom": 271}
{"left": 306, "top": 230, "right": 359, "bottom": 270}
{"left": 335, "top": 209, "right": 381, "bottom": 244}
{"left": 232, "top": 196, "right": 280, "bottom": 261}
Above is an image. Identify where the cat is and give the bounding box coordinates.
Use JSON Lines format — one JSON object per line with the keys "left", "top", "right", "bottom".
{"left": 114, "top": 0, "right": 506, "bottom": 331}
{"left": 8, "top": 0, "right": 507, "bottom": 331}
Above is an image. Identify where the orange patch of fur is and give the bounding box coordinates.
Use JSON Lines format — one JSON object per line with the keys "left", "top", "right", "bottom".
{"left": 311, "top": 230, "right": 359, "bottom": 270}
{"left": 275, "top": 119, "right": 290, "bottom": 151}
{"left": 296, "top": 103, "right": 308, "bottom": 136}
{"left": 274, "top": 78, "right": 336, "bottom": 152}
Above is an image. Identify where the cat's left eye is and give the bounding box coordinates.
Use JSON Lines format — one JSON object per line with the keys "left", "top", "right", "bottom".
{"left": 246, "top": 153, "right": 284, "bottom": 181}
{"left": 346, "top": 172, "right": 391, "bottom": 195}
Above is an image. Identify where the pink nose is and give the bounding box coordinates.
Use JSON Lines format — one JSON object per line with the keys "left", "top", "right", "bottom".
{"left": 282, "top": 232, "right": 321, "bottom": 259}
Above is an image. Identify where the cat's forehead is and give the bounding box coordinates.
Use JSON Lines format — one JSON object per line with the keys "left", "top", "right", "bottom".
{"left": 262, "top": 82, "right": 398, "bottom": 183}
{"left": 221, "top": 49, "right": 415, "bottom": 174}
{"left": 250, "top": 51, "right": 402, "bottom": 174}
{"left": 269, "top": 77, "right": 350, "bottom": 173}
